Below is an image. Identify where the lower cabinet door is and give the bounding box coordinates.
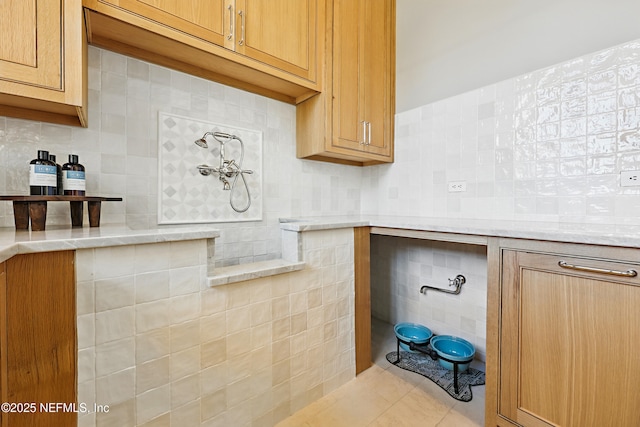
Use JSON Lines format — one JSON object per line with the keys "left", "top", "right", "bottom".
{"left": 1, "top": 251, "right": 76, "bottom": 427}
{"left": 499, "top": 250, "right": 640, "bottom": 427}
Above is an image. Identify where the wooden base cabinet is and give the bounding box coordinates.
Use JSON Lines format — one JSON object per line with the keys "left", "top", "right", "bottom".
{"left": 0, "top": 252, "right": 76, "bottom": 427}
{"left": 296, "top": 0, "right": 395, "bottom": 166}
{"left": 488, "top": 240, "right": 640, "bottom": 427}
{"left": 0, "top": 0, "right": 87, "bottom": 127}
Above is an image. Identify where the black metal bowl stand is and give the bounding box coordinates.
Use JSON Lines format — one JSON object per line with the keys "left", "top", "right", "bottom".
{"left": 393, "top": 335, "right": 472, "bottom": 395}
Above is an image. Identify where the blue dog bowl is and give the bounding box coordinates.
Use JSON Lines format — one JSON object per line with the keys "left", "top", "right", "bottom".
{"left": 394, "top": 323, "right": 432, "bottom": 353}
{"left": 430, "top": 335, "right": 475, "bottom": 371}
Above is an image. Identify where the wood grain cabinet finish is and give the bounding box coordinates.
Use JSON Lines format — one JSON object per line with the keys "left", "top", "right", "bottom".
{"left": 0, "top": 0, "right": 87, "bottom": 127}
{"left": 0, "top": 252, "right": 77, "bottom": 427}
{"left": 234, "top": 0, "right": 319, "bottom": 83}
{"left": 84, "top": 0, "right": 322, "bottom": 104}
{"left": 491, "top": 244, "right": 640, "bottom": 427}
{"left": 297, "top": 0, "right": 395, "bottom": 166}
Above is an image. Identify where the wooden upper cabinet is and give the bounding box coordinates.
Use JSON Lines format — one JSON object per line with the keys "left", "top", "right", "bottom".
{"left": 84, "top": 0, "right": 322, "bottom": 103}
{"left": 296, "top": 0, "right": 395, "bottom": 166}
{"left": 332, "top": 0, "right": 393, "bottom": 157}
{"left": 359, "top": 0, "right": 393, "bottom": 157}
{"left": 0, "top": 0, "right": 87, "bottom": 127}
{"left": 99, "top": 0, "right": 227, "bottom": 45}
{"left": 235, "top": 0, "right": 317, "bottom": 82}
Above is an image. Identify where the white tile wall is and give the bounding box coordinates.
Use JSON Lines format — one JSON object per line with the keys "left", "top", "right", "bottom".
{"left": 0, "top": 47, "right": 363, "bottom": 267}
{"left": 76, "top": 228, "right": 354, "bottom": 426}
{"left": 370, "top": 235, "right": 488, "bottom": 360}
{"left": 2, "top": 40, "right": 637, "bottom": 236}
{"left": 363, "top": 39, "right": 640, "bottom": 225}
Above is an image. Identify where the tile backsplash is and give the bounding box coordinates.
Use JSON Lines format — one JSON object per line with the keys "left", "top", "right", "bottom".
{"left": 2, "top": 40, "right": 639, "bottom": 248}
{"left": 157, "top": 112, "right": 263, "bottom": 224}
{"left": 363, "top": 39, "right": 640, "bottom": 224}
{"left": 0, "top": 47, "right": 363, "bottom": 266}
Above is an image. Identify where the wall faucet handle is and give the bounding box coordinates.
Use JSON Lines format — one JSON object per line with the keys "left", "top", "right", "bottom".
{"left": 448, "top": 274, "right": 466, "bottom": 287}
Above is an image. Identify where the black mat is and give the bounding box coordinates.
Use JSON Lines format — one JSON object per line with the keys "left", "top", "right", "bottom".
{"left": 386, "top": 350, "right": 485, "bottom": 402}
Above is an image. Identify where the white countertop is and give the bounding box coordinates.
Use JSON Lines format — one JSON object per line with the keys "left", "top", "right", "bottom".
{"left": 0, "top": 224, "right": 220, "bottom": 263}
{"left": 2, "top": 216, "right": 638, "bottom": 265}
{"left": 280, "top": 215, "right": 640, "bottom": 248}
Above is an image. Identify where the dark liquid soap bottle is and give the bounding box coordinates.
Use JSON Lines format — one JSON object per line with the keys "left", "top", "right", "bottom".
{"left": 30, "top": 150, "right": 58, "bottom": 195}
{"left": 62, "top": 154, "right": 86, "bottom": 196}
{"left": 49, "top": 154, "right": 63, "bottom": 195}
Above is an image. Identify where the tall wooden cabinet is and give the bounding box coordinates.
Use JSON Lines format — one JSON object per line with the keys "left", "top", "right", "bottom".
{"left": 83, "top": 0, "right": 322, "bottom": 103}
{"left": 0, "top": 0, "right": 87, "bottom": 127}
{"left": 487, "top": 240, "right": 640, "bottom": 427}
{"left": 0, "top": 252, "right": 77, "bottom": 427}
{"left": 297, "top": 0, "right": 395, "bottom": 166}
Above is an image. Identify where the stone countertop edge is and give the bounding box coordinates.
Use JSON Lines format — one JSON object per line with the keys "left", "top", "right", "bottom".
{"left": 0, "top": 225, "right": 221, "bottom": 264}
{"left": 208, "top": 259, "right": 307, "bottom": 286}
{"left": 279, "top": 215, "right": 640, "bottom": 248}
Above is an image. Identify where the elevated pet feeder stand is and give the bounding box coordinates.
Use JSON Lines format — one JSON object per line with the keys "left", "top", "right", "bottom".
{"left": 393, "top": 335, "right": 470, "bottom": 395}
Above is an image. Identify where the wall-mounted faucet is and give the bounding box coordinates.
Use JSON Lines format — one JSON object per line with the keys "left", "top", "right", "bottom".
{"left": 194, "top": 131, "right": 254, "bottom": 213}
{"left": 420, "top": 274, "right": 466, "bottom": 295}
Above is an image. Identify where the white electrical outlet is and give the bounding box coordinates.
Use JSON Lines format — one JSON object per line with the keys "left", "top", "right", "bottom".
{"left": 620, "top": 170, "right": 640, "bottom": 187}
{"left": 448, "top": 181, "right": 467, "bottom": 192}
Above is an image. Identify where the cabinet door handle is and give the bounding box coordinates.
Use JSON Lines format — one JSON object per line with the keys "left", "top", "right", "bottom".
{"left": 227, "top": 4, "right": 234, "bottom": 41}
{"left": 238, "top": 10, "right": 245, "bottom": 46}
{"left": 360, "top": 121, "right": 367, "bottom": 145}
{"left": 367, "top": 121, "right": 372, "bottom": 145}
{"left": 558, "top": 260, "right": 638, "bottom": 278}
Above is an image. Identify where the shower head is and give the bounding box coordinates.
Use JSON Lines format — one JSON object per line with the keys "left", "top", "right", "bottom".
{"left": 194, "top": 131, "right": 217, "bottom": 149}
{"left": 194, "top": 137, "right": 208, "bottom": 149}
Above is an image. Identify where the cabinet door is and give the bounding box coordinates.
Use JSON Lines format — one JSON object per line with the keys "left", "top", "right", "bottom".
{"left": 0, "top": 262, "right": 5, "bottom": 427}
{"left": 0, "top": 0, "right": 86, "bottom": 127}
{"left": 100, "top": 0, "right": 227, "bottom": 46}
{"left": 235, "top": 0, "right": 318, "bottom": 81}
{"left": 1, "top": 252, "right": 76, "bottom": 427}
{"left": 0, "top": 1, "right": 62, "bottom": 90}
{"left": 361, "top": 0, "right": 393, "bottom": 157}
{"left": 331, "top": 0, "right": 393, "bottom": 158}
{"left": 500, "top": 250, "right": 640, "bottom": 427}
{"left": 332, "top": 0, "right": 364, "bottom": 151}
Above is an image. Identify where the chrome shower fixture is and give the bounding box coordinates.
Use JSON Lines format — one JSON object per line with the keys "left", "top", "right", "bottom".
{"left": 194, "top": 131, "right": 254, "bottom": 213}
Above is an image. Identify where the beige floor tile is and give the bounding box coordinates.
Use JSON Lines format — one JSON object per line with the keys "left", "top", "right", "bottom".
{"left": 274, "top": 412, "right": 312, "bottom": 427}
{"left": 276, "top": 318, "right": 485, "bottom": 427}
{"left": 321, "top": 385, "right": 394, "bottom": 425}
{"left": 436, "top": 408, "right": 484, "bottom": 427}
{"left": 369, "top": 395, "right": 447, "bottom": 427}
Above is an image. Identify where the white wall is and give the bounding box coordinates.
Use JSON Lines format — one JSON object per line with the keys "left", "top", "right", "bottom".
{"left": 366, "top": 38, "right": 640, "bottom": 224}
{"left": 397, "top": 0, "right": 640, "bottom": 112}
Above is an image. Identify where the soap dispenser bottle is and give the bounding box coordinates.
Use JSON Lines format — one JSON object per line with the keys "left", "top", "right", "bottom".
{"left": 49, "top": 154, "right": 63, "bottom": 195}
{"left": 62, "top": 154, "right": 86, "bottom": 196}
{"left": 29, "top": 150, "right": 57, "bottom": 195}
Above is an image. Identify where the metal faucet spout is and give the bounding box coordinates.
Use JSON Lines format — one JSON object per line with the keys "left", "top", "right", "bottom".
{"left": 420, "top": 275, "right": 466, "bottom": 295}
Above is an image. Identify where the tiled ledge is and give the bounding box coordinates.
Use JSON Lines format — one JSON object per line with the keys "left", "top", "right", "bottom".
{"left": 208, "top": 259, "right": 306, "bottom": 287}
